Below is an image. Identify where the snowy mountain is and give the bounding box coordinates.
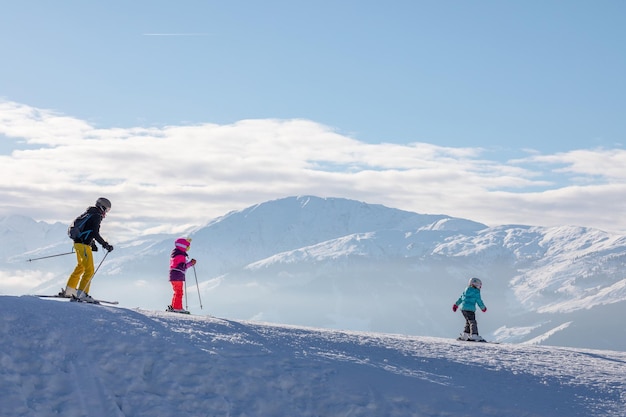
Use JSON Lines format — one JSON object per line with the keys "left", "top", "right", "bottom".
{"left": 2, "top": 295, "right": 625, "bottom": 417}
{"left": 1, "top": 196, "right": 625, "bottom": 351}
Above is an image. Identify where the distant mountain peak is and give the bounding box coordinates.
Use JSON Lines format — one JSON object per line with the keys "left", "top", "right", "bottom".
{"left": 3, "top": 195, "right": 626, "bottom": 350}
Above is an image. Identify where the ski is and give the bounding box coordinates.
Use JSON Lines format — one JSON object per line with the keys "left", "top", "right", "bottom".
{"left": 34, "top": 294, "right": 119, "bottom": 305}
{"left": 166, "top": 306, "right": 191, "bottom": 315}
{"left": 69, "top": 296, "right": 119, "bottom": 305}
{"left": 456, "top": 337, "right": 499, "bottom": 344}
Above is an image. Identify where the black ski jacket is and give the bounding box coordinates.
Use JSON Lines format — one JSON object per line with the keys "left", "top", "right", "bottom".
{"left": 72, "top": 206, "right": 108, "bottom": 247}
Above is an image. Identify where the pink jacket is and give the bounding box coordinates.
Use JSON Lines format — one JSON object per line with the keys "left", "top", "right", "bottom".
{"left": 169, "top": 248, "right": 194, "bottom": 281}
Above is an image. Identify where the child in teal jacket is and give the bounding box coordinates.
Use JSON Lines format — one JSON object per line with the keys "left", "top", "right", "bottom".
{"left": 453, "top": 277, "right": 487, "bottom": 341}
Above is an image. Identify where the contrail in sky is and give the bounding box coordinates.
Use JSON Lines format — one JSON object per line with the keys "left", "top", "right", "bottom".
{"left": 142, "top": 33, "right": 211, "bottom": 36}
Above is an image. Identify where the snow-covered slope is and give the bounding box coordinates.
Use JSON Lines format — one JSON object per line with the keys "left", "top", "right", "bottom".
{"left": 2, "top": 296, "right": 625, "bottom": 417}
{"left": 1, "top": 196, "right": 625, "bottom": 350}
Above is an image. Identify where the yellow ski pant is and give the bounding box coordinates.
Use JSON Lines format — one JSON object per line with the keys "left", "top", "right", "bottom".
{"left": 66, "top": 243, "right": 95, "bottom": 293}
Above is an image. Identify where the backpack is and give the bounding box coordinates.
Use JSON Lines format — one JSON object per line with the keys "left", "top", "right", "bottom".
{"left": 68, "top": 212, "right": 93, "bottom": 241}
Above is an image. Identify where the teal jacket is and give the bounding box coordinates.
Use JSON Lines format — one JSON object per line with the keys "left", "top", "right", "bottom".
{"left": 455, "top": 286, "right": 486, "bottom": 312}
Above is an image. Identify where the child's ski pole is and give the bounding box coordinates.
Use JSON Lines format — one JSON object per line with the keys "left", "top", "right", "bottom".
{"left": 192, "top": 265, "right": 203, "bottom": 309}
{"left": 184, "top": 279, "right": 188, "bottom": 310}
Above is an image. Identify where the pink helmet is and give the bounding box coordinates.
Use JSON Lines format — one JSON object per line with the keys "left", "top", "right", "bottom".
{"left": 175, "top": 237, "right": 192, "bottom": 251}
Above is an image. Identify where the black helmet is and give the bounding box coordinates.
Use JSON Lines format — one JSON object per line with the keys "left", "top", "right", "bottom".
{"left": 95, "top": 197, "right": 112, "bottom": 213}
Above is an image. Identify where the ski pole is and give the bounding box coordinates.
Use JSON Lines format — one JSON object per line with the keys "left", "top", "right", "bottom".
{"left": 81, "top": 250, "right": 110, "bottom": 293}
{"left": 27, "top": 248, "right": 75, "bottom": 262}
{"left": 184, "top": 279, "right": 188, "bottom": 310}
{"left": 192, "top": 265, "right": 203, "bottom": 309}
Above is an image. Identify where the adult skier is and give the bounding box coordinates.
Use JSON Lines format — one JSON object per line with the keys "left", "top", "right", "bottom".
{"left": 60, "top": 197, "right": 114, "bottom": 302}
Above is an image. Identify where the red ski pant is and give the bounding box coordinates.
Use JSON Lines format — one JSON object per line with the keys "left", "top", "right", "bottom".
{"left": 170, "top": 280, "right": 184, "bottom": 310}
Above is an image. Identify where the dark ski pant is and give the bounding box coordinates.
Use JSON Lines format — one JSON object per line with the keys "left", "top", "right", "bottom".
{"left": 462, "top": 310, "right": 479, "bottom": 335}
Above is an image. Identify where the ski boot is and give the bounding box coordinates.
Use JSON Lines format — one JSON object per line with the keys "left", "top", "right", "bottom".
{"left": 58, "top": 286, "right": 78, "bottom": 298}
{"left": 166, "top": 305, "right": 190, "bottom": 314}
{"left": 72, "top": 290, "right": 100, "bottom": 304}
{"left": 469, "top": 334, "right": 486, "bottom": 342}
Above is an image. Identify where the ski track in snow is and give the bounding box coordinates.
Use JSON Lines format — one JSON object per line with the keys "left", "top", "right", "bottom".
{"left": 0, "top": 295, "right": 625, "bottom": 417}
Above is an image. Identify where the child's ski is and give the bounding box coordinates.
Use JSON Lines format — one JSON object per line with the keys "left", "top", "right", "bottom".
{"left": 166, "top": 306, "right": 191, "bottom": 315}
{"left": 456, "top": 337, "right": 499, "bottom": 344}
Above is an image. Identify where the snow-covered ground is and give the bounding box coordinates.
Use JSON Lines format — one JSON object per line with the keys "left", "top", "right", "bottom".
{"left": 1, "top": 295, "right": 624, "bottom": 417}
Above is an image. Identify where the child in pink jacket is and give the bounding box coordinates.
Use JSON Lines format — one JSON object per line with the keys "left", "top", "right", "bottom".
{"left": 167, "top": 237, "right": 196, "bottom": 314}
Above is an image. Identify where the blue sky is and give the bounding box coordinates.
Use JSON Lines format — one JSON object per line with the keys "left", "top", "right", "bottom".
{"left": 1, "top": 1, "right": 626, "bottom": 236}
{"left": 3, "top": 1, "right": 624, "bottom": 152}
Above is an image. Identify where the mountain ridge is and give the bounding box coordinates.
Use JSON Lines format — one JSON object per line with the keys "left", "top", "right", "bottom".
{"left": 1, "top": 195, "right": 624, "bottom": 350}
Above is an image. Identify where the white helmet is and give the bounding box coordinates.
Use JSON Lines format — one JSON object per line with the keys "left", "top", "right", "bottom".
{"left": 96, "top": 197, "right": 112, "bottom": 213}
{"left": 468, "top": 277, "right": 482, "bottom": 289}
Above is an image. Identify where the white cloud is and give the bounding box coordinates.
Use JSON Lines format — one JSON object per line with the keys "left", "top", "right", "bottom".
{"left": 1, "top": 99, "right": 626, "bottom": 240}
{"left": 521, "top": 149, "right": 626, "bottom": 181}
{"left": 0, "top": 269, "right": 56, "bottom": 294}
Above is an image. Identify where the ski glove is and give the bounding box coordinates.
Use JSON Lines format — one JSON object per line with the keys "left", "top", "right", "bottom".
{"left": 482, "top": 307, "right": 487, "bottom": 313}
{"left": 452, "top": 304, "right": 458, "bottom": 312}
{"left": 90, "top": 241, "right": 98, "bottom": 252}
{"left": 188, "top": 258, "right": 197, "bottom": 266}
{"left": 103, "top": 243, "right": 114, "bottom": 252}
